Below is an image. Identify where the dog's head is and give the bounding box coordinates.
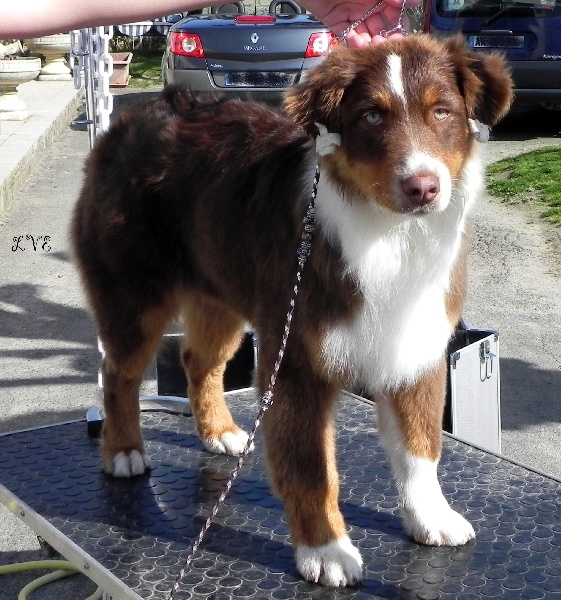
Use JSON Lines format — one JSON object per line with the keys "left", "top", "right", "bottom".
{"left": 284, "top": 35, "right": 513, "bottom": 215}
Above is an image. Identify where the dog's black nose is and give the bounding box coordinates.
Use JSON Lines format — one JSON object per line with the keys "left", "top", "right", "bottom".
{"left": 401, "top": 174, "right": 440, "bottom": 206}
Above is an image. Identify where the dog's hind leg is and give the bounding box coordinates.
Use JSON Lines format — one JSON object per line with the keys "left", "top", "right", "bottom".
{"left": 100, "top": 298, "right": 175, "bottom": 477}
{"left": 376, "top": 358, "right": 475, "bottom": 547}
{"left": 180, "top": 293, "right": 250, "bottom": 456}
{"left": 258, "top": 349, "right": 363, "bottom": 587}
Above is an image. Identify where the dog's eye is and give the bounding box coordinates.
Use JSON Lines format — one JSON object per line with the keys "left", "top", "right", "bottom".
{"left": 434, "top": 108, "right": 450, "bottom": 121}
{"left": 365, "top": 112, "right": 383, "bottom": 126}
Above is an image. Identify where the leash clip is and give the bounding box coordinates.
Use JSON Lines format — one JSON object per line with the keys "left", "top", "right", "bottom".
{"left": 315, "top": 122, "right": 341, "bottom": 156}
{"left": 380, "top": 25, "right": 409, "bottom": 37}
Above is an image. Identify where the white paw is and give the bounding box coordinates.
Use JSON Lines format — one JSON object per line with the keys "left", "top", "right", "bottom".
{"left": 202, "top": 429, "right": 253, "bottom": 456}
{"left": 295, "top": 536, "right": 363, "bottom": 587}
{"left": 107, "top": 450, "right": 151, "bottom": 477}
{"left": 403, "top": 505, "right": 475, "bottom": 546}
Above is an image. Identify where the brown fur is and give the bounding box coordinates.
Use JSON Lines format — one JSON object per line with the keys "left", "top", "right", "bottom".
{"left": 72, "top": 35, "right": 512, "bottom": 583}
{"left": 390, "top": 359, "right": 448, "bottom": 462}
{"left": 180, "top": 293, "right": 246, "bottom": 441}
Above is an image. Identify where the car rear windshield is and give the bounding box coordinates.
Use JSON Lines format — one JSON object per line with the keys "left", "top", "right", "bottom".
{"left": 436, "top": 0, "right": 561, "bottom": 19}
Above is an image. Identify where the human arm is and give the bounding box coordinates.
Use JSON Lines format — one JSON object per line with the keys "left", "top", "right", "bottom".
{"left": 0, "top": 0, "right": 221, "bottom": 39}
{"left": 301, "top": 0, "right": 423, "bottom": 46}
{"left": 0, "top": 0, "right": 421, "bottom": 44}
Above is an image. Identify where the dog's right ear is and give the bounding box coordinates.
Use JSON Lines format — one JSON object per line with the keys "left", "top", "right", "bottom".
{"left": 284, "top": 46, "right": 359, "bottom": 137}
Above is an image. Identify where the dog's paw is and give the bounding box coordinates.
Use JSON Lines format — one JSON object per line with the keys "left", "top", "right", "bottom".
{"left": 403, "top": 505, "right": 475, "bottom": 547}
{"left": 295, "top": 536, "right": 363, "bottom": 587}
{"left": 105, "top": 450, "right": 151, "bottom": 477}
{"left": 202, "top": 428, "right": 253, "bottom": 456}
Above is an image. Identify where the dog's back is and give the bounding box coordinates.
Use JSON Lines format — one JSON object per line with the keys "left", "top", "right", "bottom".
{"left": 74, "top": 90, "right": 308, "bottom": 297}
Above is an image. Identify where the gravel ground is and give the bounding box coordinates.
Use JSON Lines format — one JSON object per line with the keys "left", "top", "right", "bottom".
{"left": 464, "top": 105, "right": 561, "bottom": 478}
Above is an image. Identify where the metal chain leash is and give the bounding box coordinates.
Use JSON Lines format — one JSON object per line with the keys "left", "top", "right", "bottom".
{"left": 381, "top": 0, "right": 409, "bottom": 37}
{"left": 338, "top": 1, "right": 385, "bottom": 40}
{"left": 167, "top": 166, "right": 320, "bottom": 599}
{"left": 338, "top": 0, "right": 409, "bottom": 41}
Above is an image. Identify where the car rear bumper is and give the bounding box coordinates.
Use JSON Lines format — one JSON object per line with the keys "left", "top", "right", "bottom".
{"left": 514, "top": 89, "right": 561, "bottom": 104}
{"left": 511, "top": 60, "right": 561, "bottom": 103}
{"left": 163, "top": 67, "right": 294, "bottom": 102}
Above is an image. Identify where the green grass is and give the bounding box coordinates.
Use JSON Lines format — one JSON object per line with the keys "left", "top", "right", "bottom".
{"left": 128, "top": 49, "right": 164, "bottom": 89}
{"left": 486, "top": 146, "right": 561, "bottom": 225}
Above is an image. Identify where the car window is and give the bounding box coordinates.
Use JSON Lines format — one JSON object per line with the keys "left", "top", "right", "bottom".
{"left": 437, "top": 0, "right": 560, "bottom": 18}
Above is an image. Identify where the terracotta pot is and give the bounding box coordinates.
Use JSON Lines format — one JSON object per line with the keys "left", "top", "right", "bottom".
{"left": 109, "top": 52, "right": 133, "bottom": 88}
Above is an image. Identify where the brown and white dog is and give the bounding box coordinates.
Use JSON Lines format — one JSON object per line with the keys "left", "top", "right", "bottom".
{"left": 72, "top": 35, "right": 512, "bottom": 587}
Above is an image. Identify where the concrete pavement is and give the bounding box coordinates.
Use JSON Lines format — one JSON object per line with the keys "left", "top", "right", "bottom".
{"left": 0, "top": 79, "right": 84, "bottom": 217}
{"left": 0, "top": 80, "right": 559, "bottom": 599}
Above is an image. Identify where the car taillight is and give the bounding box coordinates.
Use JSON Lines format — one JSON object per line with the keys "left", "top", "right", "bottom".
{"left": 305, "top": 32, "right": 339, "bottom": 58}
{"left": 169, "top": 32, "right": 205, "bottom": 57}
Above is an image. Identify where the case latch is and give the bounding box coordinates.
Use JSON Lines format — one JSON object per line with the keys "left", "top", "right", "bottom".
{"left": 480, "top": 339, "right": 496, "bottom": 381}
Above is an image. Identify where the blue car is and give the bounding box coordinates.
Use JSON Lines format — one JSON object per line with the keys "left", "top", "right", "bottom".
{"left": 425, "top": 0, "right": 561, "bottom": 108}
{"left": 161, "top": 1, "right": 338, "bottom": 102}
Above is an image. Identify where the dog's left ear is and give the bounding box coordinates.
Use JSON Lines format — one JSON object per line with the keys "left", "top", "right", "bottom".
{"left": 445, "top": 35, "right": 513, "bottom": 127}
{"left": 446, "top": 36, "right": 514, "bottom": 126}
{"left": 284, "top": 46, "right": 358, "bottom": 137}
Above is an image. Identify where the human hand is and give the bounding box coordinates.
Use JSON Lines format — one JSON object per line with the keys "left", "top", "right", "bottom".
{"left": 300, "top": 0, "right": 423, "bottom": 47}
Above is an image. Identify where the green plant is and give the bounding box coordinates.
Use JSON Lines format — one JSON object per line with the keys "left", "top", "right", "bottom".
{"left": 127, "top": 49, "right": 164, "bottom": 89}
{"left": 110, "top": 35, "right": 166, "bottom": 53}
{"left": 487, "top": 146, "right": 561, "bottom": 225}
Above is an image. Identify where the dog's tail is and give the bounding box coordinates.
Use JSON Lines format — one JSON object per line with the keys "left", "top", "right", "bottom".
{"left": 160, "top": 85, "right": 228, "bottom": 120}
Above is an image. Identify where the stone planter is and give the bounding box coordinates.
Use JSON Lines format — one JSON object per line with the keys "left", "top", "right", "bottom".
{"left": 26, "top": 33, "right": 72, "bottom": 81}
{"left": 109, "top": 52, "right": 133, "bottom": 88}
{"left": 0, "top": 57, "right": 42, "bottom": 120}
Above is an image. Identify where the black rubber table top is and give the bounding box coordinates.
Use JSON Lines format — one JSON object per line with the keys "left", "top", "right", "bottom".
{"left": 0, "top": 390, "right": 560, "bottom": 599}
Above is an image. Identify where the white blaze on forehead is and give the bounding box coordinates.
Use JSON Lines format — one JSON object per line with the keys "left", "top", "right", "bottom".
{"left": 387, "top": 53, "right": 406, "bottom": 105}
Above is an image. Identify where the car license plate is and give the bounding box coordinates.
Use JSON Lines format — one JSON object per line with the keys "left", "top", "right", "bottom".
{"left": 470, "top": 35, "right": 525, "bottom": 49}
{"left": 224, "top": 71, "right": 295, "bottom": 88}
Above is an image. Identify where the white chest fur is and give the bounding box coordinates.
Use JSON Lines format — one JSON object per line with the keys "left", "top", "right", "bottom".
{"left": 316, "top": 156, "right": 481, "bottom": 392}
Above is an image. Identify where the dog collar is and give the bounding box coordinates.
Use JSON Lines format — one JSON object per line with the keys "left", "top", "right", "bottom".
{"left": 468, "top": 119, "right": 490, "bottom": 143}
{"left": 315, "top": 122, "right": 341, "bottom": 156}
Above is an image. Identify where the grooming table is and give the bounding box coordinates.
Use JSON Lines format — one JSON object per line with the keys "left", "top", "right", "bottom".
{"left": 1, "top": 390, "right": 560, "bottom": 600}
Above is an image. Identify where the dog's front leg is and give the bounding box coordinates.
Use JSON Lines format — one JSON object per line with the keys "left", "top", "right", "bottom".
{"left": 376, "top": 359, "right": 475, "bottom": 546}
{"left": 262, "top": 373, "right": 362, "bottom": 587}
